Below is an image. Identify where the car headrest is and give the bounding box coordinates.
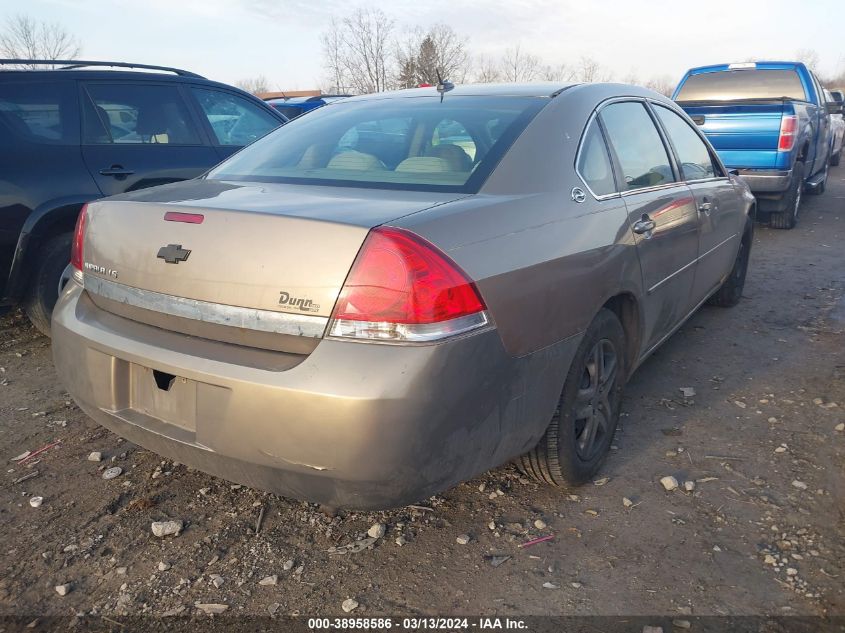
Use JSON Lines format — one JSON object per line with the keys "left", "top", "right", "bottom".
{"left": 395, "top": 157, "right": 451, "bottom": 172}
{"left": 426, "top": 144, "right": 472, "bottom": 171}
{"left": 326, "top": 150, "right": 385, "bottom": 171}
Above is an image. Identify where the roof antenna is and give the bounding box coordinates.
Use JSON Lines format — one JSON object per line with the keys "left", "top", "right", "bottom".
{"left": 436, "top": 69, "right": 454, "bottom": 102}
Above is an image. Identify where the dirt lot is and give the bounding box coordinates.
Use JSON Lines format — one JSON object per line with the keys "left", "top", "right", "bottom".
{"left": 1, "top": 173, "right": 843, "bottom": 622}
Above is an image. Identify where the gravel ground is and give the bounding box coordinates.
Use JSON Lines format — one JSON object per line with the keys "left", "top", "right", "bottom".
{"left": 0, "top": 172, "right": 843, "bottom": 621}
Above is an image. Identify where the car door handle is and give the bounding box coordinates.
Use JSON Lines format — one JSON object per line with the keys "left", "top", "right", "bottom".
{"left": 99, "top": 165, "right": 135, "bottom": 177}
{"left": 632, "top": 215, "right": 656, "bottom": 235}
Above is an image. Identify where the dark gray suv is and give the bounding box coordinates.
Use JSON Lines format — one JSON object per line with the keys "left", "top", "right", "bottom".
{"left": 0, "top": 59, "right": 287, "bottom": 334}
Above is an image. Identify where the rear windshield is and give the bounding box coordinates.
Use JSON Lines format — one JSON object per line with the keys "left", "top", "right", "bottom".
{"left": 676, "top": 69, "right": 807, "bottom": 102}
{"left": 207, "top": 95, "right": 546, "bottom": 193}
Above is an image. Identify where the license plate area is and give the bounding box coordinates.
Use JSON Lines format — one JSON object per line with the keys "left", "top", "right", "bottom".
{"left": 129, "top": 364, "right": 196, "bottom": 432}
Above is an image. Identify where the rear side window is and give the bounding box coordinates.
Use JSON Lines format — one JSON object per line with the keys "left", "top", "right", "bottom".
{"left": 654, "top": 105, "right": 718, "bottom": 180}
{"left": 0, "top": 81, "right": 76, "bottom": 144}
{"left": 576, "top": 121, "right": 616, "bottom": 196}
{"left": 600, "top": 102, "right": 675, "bottom": 191}
{"left": 192, "top": 88, "right": 281, "bottom": 146}
{"left": 676, "top": 69, "right": 807, "bottom": 102}
{"left": 83, "top": 83, "right": 201, "bottom": 145}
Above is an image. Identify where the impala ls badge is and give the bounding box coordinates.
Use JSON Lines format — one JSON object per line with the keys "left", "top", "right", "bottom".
{"left": 157, "top": 244, "right": 191, "bottom": 264}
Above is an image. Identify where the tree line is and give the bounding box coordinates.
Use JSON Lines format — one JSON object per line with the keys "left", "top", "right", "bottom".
{"left": 1, "top": 12, "right": 843, "bottom": 98}
{"left": 318, "top": 8, "right": 640, "bottom": 94}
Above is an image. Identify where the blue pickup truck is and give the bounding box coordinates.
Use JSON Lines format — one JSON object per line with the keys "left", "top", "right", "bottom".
{"left": 673, "top": 62, "right": 833, "bottom": 229}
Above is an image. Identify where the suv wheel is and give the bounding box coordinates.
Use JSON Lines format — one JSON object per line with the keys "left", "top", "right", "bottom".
{"left": 517, "top": 309, "right": 626, "bottom": 485}
{"left": 769, "top": 161, "right": 804, "bottom": 230}
{"left": 23, "top": 233, "right": 72, "bottom": 336}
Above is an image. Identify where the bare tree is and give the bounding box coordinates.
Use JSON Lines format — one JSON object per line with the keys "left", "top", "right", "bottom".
{"left": 236, "top": 76, "right": 270, "bottom": 95}
{"left": 621, "top": 69, "right": 641, "bottom": 86}
{"left": 573, "top": 56, "right": 612, "bottom": 83}
{"left": 501, "top": 45, "right": 541, "bottom": 82}
{"left": 395, "top": 24, "right": 469, "bottom": 87}
{"left": 645, "top": 75, "right": 675, "bottom": 97}
{"left": 321, "top": 18, "right": 349, "bottom": 93}
{"left": 0, "top": 14, "right": 81, "bottom": 67}
{"left": 471, "top": 54, "right": 502, "bottom": 83}
{"left": 795, "top": 48, "right": 820, "bottom": 72}
{"left": 539, "top": 63, "right": 573, "bottom": 82}
{"left": 321, "top": 8, "right": 394, "bottom": 94}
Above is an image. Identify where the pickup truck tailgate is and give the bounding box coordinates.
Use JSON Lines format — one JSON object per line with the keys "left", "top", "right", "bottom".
{"left": 681, "top": 103, "right": 789, "bottom": 169}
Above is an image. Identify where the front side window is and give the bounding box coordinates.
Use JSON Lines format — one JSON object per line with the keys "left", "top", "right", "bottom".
{"left": 207, "top": 96, "right": 547, "bottom": 193}
{"left": 576, "top": 120, "right": 616, "bottom": 196}
{"left": 192, "top": 88, "right": 282, "bottom": 146}
{"left": 600, "top": 102, "right": 675, "bottom": 191}
{"left": 83, "top": 83, "right": 201, "bottom": 145}
{"left": 0, "top": 81, "right": 75, "bottom": 144}
{"left": 654, "top": 105, "right": 717, "bottom": 180}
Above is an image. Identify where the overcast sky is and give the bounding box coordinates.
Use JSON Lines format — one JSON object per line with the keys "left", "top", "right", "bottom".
{"left": 4, "top": 0, "right": 844, "bottom": 90}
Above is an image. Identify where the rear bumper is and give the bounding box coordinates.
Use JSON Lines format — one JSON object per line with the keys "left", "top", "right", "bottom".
{"left": 52, "top": 284, "right": 577, "bottom": 509}
{"left": 737, "top": 169, "right": 792, "bottom": 194}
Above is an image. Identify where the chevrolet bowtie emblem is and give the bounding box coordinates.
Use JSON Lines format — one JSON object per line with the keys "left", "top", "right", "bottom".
{"left": 157, "top": 244, "right": 191, "bottom": 264}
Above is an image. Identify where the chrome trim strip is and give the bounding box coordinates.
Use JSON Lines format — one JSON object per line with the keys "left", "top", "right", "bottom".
{"left": 620, "top": 182, "right": 688, "bottom": 197}
{"left": 84, "top": 275, "right": 328, "bottom": 338}
{"left": 647, "top": 232, "right": 738, "bottom": 294}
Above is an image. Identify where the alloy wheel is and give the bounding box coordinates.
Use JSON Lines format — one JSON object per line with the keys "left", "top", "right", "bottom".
{"left": 573, "top": 338, "right": 618, "bottom": 461}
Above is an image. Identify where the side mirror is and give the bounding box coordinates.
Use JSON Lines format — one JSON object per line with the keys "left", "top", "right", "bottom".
{"left": 826, "top": 102, "right": 843, "bottom": 115}
{"left": 728, "top": 168, "right": 740, "bottom": 177}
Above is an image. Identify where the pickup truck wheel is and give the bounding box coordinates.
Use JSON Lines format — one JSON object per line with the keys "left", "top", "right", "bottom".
{"left": 22, "top": 233, "right": 72, "bottom": 337}
{"left": 517, "top": 309, "right": 626, "bottom": 486}
{"left": 769, "top": 161, "right": 804, "bottom": 230}
{"left": 707, "top": 219, "right": 752, "bottom": 307}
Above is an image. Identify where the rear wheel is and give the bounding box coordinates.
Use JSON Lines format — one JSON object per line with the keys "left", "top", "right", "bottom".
{"left": 832, "top": 146, "right": 842, "bottom": 167}
{"left": 708, "top": 219, "right": 752, "bottom": 307}
{"left": 769, "top": 161, "right": 804, "bottom": 230}
{"left": 517, "top": 309, "right": 626, "bottom": 485}
{"left": 22, "top": 233, "right": 72, "bottom": 337}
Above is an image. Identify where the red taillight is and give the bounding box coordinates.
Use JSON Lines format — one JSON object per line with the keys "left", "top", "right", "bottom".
{"left": 329, "top": 226, "right": 488, "bottom": 342}
{"left": 778, "top": 114, "right": 797, "bottom": 151}
{"left": 70, "top": 204, "right": 88, "bottom": 271}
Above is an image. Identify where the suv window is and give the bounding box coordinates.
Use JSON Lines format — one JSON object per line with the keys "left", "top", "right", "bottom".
{"left": 0, "top": 81, "right": 76, "bottom": 144}
{"left": 192, "top": 88, "right": 281, "bottom": 146}
{"left": 576, "top": 121, "right": 616, "bottom": 196}
{"left": 83, "top": 83, "right": 201, "bottom": 145}
{"left": 600, "top": 102, "right": 675, "bottom": 191}
{"left": 654, "top": 105, "right": 718, "bottom": 180}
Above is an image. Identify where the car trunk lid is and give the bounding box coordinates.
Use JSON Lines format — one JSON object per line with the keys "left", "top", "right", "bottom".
{"left": 81, "top": 179, "right": 466, "bottom": 352}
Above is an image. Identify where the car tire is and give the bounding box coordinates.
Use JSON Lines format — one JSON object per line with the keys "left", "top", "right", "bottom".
{"left": 707, "top": 219, "right": 752, "bottom": 308}
{"left": 22, "top": 233, "right": 72, "bottom": 337}
{"left": 769, "top": 161, "right": 804, "bottom": 230}
{"left": 517, "top": 308, "right": 626, "bottom": 486}
{"left": 832, "top": 148, "right": 841, "bottom": 167}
